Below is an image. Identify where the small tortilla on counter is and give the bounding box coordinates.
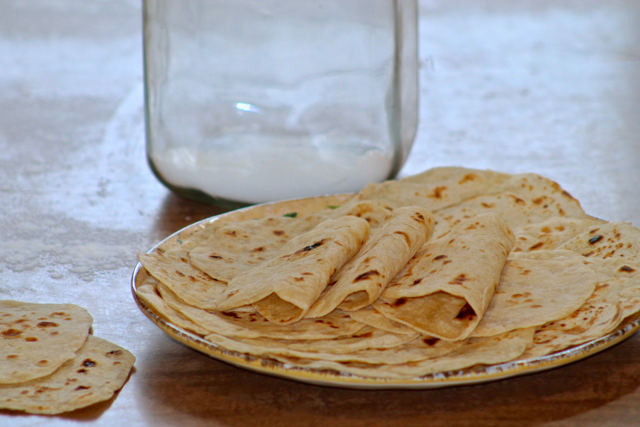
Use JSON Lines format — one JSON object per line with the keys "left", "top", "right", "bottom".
{"left": 471, "top": 250, "right": 597, "bottom": 337}
{"left": 0, "top": 335, "right": 135, "bottom": 414}
{"left": 374, "top": 214, "right": 515, "bottom": 341}
{"left": 306, "top": 206, "right": 435, "bottom": 318}
{"left": 0, "top": 301, "right": 93, "bottom": 384}
{"left": 217, "top": 216, "right": 370, "bottom": 324}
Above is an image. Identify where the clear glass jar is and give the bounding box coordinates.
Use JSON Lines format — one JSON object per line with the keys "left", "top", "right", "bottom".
{"left": 143, "top": 0, "right": 418, "bottom": 207}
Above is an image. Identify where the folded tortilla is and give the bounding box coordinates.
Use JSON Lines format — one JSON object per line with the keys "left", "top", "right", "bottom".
{"left": 374, "top": 214, "right": 515, "bottom": 340}
{"left": 306, "top": 206, "right": 435, "bottom": 318}
{"left": 216, "top": 216, "right": 370, "bottom": 324}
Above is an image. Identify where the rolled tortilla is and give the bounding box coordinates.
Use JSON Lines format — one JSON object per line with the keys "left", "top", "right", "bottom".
{"left": 306, "top": 206, "right": 435, "bottom": 318}
{"left": 374, "top": 214, "right": 515, "bottom": 341}
{"left": 216, "top": 216, "right": 370, "bottom": 324}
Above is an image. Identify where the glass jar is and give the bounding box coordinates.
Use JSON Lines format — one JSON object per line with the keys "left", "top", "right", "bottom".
{"left": 143, "top": 0, "right": 419, "bottom": 207}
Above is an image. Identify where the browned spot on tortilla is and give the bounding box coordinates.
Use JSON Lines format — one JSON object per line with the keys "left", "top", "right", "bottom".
{"left": 529, "top": 242, "right": 545, "bottom": 250}
{"left": 354, "top": 270, "right": 380, "bottom": 282}
{"left": 25, "top": 337, "right": 38, "bottom": 342}
{"left": 37, "top": 322, "right": 58, "bottom": 328}
{"left": 294, "top": 239, "right": 326, "bottom": 255}
{"left": 2, "top": 329, "right": 22, "bottom": 337}
{"left": 429, "top": 186, "right": 447, "bottom": 199}
{"left": 391, "top": 298, "right": 408, "bottom": 307}
{"left": 620, "top": 265, "right": 636, "bottom": 273}
{"left": 481, "top": 202, "right": 495, "bottom": 208}
{"left": 422, "top": 337, "right": 441, "bottom": 346}
{"left": 273, "top": 230, "right": 285, "bottom": 236}
{"left": 449, "top": 274, "right": 470, "bottom": 285}
{"left": 455, "top": 303, "right": 476, "bottom": 321}
{"left": 508, "top": 195, "right": 526, "bottom": 205}
{"left": 458, "top": 174, "right": 477, "bottom": 184}
{"left": 412, "top": 213, "right": 426, "bottom": 223}
{"left": 589, "top": 235, "right": 604, "bottom": 244}
{"left": 354, "top": 331, "right": 374, "bottom": 338}
{"left": 221, "top": 312, "right": 240, "bottom": 318}
{"left": 433, "top": 255, "right": 447, "bottom": 261}
{"left": 520, "top": 269, "right": 532, "bottom": 275}
{"left": 411, "top": 278, "right": 422, "bottom": 286}
{"left": 394, "top": 231, "right": 411, "bottom": 246}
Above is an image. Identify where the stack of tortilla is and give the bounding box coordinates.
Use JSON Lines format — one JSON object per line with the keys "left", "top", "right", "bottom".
{"left": 0, "top": 301, "right": 135, "bottom": 414}
{"left": 136, "top": 166, "right": 640, "bottom": 380}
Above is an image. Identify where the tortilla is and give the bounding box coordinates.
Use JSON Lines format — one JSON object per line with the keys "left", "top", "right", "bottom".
{"left": 519, "top": 258, "right": 640, "bottom": 358}
{"left": 512, "top": 217, "right": 606, "bottom": 253}
{"left": 374, "top": 214, "right": 515, "bottom": 340}
{"left": 470, "top": 250, "right": 597, "bottom": 337}
{"left": 307, "top": 206, "right": 435, "bottom": 317}
{"left": 158, "top": 282, "right": 366, "bottom": 340}
{"left": 328, "top": 198, "right": 399, "bottom": 230}
{"left": 217, "top": 216, "right": 370, "bottom": 324}
{"left": 135, "top": 279, "right": 211, "bottom": 336}
{"left": 0, "top": 335, "right": 135, "bottom": 414}
{"left": 557, "top": 221, "right": 640, "bottom": 263}
{"left": 138, "top": 246, "right": 227, "bottom": 311}
{"left": 0, "top": 301, "right": 93, "bottom": 384}
{"left": 205, "top": 331, "right": 463, "bottom": 365}
{"left": 401, "top": 168, "right": 586, "bottom": 220}
{"left": 208, "top": 326, "right": 417, "bottom": 355}
{"left": 272, "top": 328, "right": 534, "bottom": 379}
{"left": 189, "top": 215, "right": 326, "bottom": 283}
{"left": 356, "top": 174, "right": 502, "bottom": 212}
{"left": 347, "top": 306, "right": 419, "bottom": 335}
{"left": 432, "top": 191, "right": 587, "bottom": 240}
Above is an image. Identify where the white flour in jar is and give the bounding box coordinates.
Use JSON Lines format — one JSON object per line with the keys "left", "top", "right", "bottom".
{"left": 150, "top": 134, "right": 395, "bottom": 204}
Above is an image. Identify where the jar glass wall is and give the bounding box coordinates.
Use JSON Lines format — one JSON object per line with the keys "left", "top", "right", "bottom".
{"left": 143, "top": 0, "right": 419, "bottom": 206}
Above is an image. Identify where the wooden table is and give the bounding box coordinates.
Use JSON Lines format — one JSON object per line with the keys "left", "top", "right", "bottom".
{"left": 2, "top": 0, "right": 640, "bottom": 425}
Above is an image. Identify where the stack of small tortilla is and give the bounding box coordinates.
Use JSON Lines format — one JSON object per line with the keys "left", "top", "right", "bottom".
{"left": 136, "top": 166, "right": 640, "bottom": 381}
{"left": 0, "top": 301, "right": 135, "bottom": 414}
